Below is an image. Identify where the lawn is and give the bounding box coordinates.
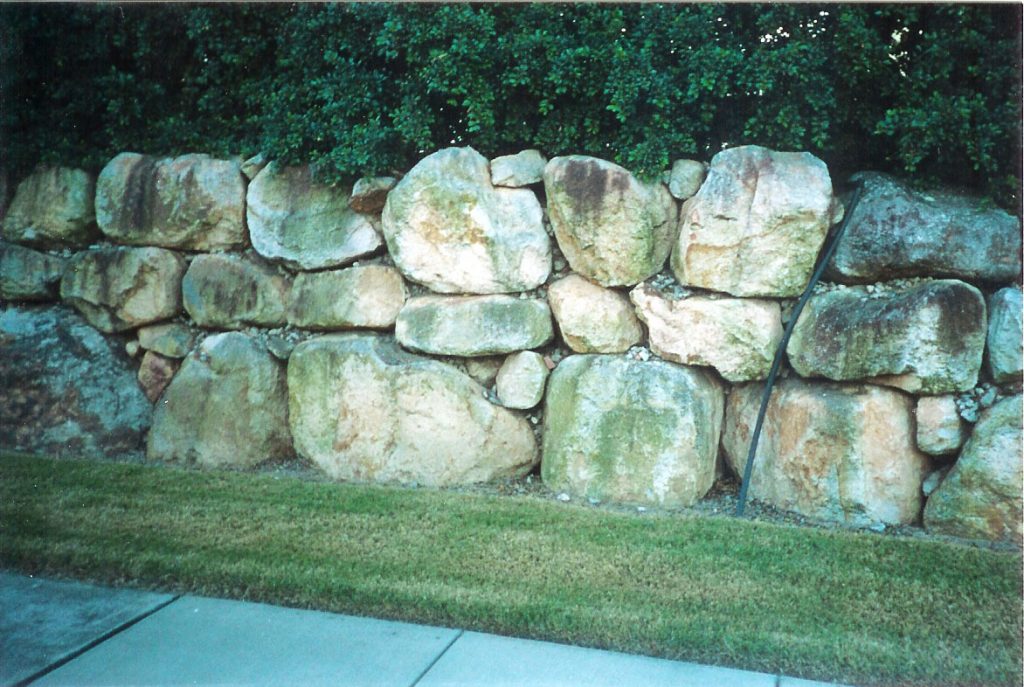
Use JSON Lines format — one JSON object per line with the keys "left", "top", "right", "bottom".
{"left": 1, "top": 452, "right": 1020, "bottom": 686}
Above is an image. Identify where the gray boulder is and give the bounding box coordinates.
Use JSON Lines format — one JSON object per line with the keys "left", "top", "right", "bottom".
{"left": 987, "top": 287, "right": 1023, "bottom": 385}
{"left": 0, "top": 305, "right": 151, "bottom": 458}
{"left": 181, "top": 253, "right": 291, "bottom": 329}
{"left": 1, "top": 166, "right": 97, "bottom": 248}
{"left": 0, "top": 241, "right": 66, "bottom": 301}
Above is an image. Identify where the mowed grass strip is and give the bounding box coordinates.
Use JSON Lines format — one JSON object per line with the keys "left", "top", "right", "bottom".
{"left": 0, "top": 453, "right": 1020, "bottom": 686}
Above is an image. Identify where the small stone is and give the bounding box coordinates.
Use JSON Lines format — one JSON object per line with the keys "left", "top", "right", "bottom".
{"left": 240, "top": 152, "right": 269, "bottom": 180}
{"left": 557, "top": 492, "right": 571, "bottom": 502}
{"left": 922, "top": 468, "right": 949, "bottom": 498}
{"left": 496, "top": 351, "right": 550, "bottom": 410}
{"left": 666, "top": 159, "right": 706, "bottom": 200}
{"left": 137, "top": 322, "right": 194, "bottom": 359}
{"left": 490, "top": 149, "right": 548, "bottom": 187}
{"left": 137, "top": 350, "right": 180, "bottom": 403}
{"left": 636, "top": 506, "right": 647, "bottom": 514}
{"left": 126, "top": 340, "right": 141, "bottom": 357}
{"left": 265, "top": 335, "right": 295, "bottom": 361}
{"left": 587, "top": 497, "right": 601, "bottom": 506}
{"left": 349, "top": 176, "right": 398, "bottom": 214}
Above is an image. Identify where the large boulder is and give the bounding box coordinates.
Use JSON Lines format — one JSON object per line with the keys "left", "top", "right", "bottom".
{"left": 630, "top": 282, "right": 783, "bottom": 382}
{"left": 544, "top": 156, "right": 677, "bottom": 287}
{"left": 395, "top": 295, "right": 553, "bottom": 357}
{"left": 924, "top": 395, "right": 1023, "bottom": 544}
{"left": 95, "top": 153, "right": 246, "bottom": 250}
{"left": 828, "top": 173, "right": 1022, "bottom": 284}
{"left": 787, "top": 280, "right": 987, "bottom": 394}
{"left": 671, "top": 145, "right": 836, "bottom": 297}
{"left": 147, "top": 332, "right": 293, "bottom": 468}
{"left": 1, "top": 167, "right": 97, "bottom": 248}
{"left": 723, "top": 379, "right": 928, "bottom": 526}
{"left": 986, "top": 287, "right": 1023, "bottom": 385}
{"left": 382, "top": 147, "right": 550, "bottom": 293}
{"left": 0, "top": 241, "right": 66, "bottom": 301}
{"left": 287, "top": 265, "right": 407, "bottom": 330}
{"left": 181, "top": 253, "right": 291, "bottom": 329}
{"left": 541, "top": 355, "right": 724, "bottom": 508}
{"left": 547, "top": 274, "right": 643, "bottom": 353}
{"left": 248, "top": 163, "right": 382, "bottom": 271}
{"left": 0, "top": 305, "right": 151, "bottom": 458}
{"left": 60, "top": 247, "right": 186, "bottom": 333}
{"left": 288, "top": 334, "right": 538, "bottom": 485}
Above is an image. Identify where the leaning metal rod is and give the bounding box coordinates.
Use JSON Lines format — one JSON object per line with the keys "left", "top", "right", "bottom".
{"left": 735, "top": 180, "right": 865, "bottom": 517}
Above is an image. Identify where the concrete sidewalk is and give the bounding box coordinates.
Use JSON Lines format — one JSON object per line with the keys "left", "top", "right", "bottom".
{"left": 1, "top": 571, "right": 852, "bottom": 687}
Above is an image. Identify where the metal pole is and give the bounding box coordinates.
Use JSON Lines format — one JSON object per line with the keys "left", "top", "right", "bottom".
{"left": 735, "top": 180, "right": 865, "bottom": 517}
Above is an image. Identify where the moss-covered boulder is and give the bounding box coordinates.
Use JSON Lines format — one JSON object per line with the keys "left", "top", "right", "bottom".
{"left": 2, "top": 166, "right": 97, "bottom": 248}
{"left": 0, "top": 241, "right": 66, "bottom": 301}
{"left": 287, "top": 265, "right": 407, "bottom": 330}
{"left": 986, "top": 287, "right": 1022, "bottom": 385}
{"left": 181, "top": 253, "right": 291, "bottom": 329}
{"left": 787, "top": 280, "right": 986, "bottom": 394}
{"left": 541, "top": 355, "right": 724, "bottom": 507}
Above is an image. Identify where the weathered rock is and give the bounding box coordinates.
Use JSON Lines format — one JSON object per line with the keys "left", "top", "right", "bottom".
{"left": 547, "top": 274, "right": 643, "bottom": 353}
{"left": 541, "top": 355, "right": 724, "bottom": 507}
{"left": 631, "top": 283, "right": 783, "bottom": 382}
{"left": 463, "top": 356, "right": 504, "bottom": 386}
{"left": 2, "top": 167, "right": 96, "bottom": 248}
{"left": 95, "top": 153, "right": 247, "bottom": 250}
{"left": 0, "top": 305, "right": 151, "bottom": 457}
{"left": 288, "top": 334, "right": 538, "bottom": 485}
{"left": 349, "top": 176, "right": 397, "bottom": 213}
{"left": 240, "top": 152, "right": 269, "bottom": 180}
{"left": 137, "top": 322, "right": 194, "bottom": 359}
{"left": 181, "top": 253, "right": 290, "bottom": 329}
{"left": 723, "top": 379, "right": 928, "bottom": 526}
{"left": 987, "top": 287, "right": 1023, "bottom": 385}
{"left": 0, "top": 241, "right": 66, "bottom": 301}
{"left": 671, "top": 145, "right": 835, "bottom": 297}
{"left": 828, "top": 172, "right": 1022, "bottom": 284}
{"left": 287, "top": 265, "right": 407, "bottom": 330}
{"left": 496, "top": 351, "right": 549, "bottom": 409}
{"left": 137, "top": 350, "right": 179, "bottom": 403}
{"left": 395, "top": 295, "right": 553, "bottom": 357}
{"left": 787, "top": 280, "right": 987, "bottom": 394}
{"left": 248, "top": 163, "right": 383, "bottom": 271}
{"left": 924, "top": 395, "right": 1023, "bottom": 543}
{"left": 265, "top": 334, "right": 296, "bottom": 361}
{"left": 147, "top": 332, "right": 293, "bottom": 468}
{"left": 382, "top": 147, "right": 550, "bottom": 293}
{"left": 915, "top": 396, "right": 967, "bottom": 456}
{"left": 60, "top": 247, "right": 186, "bottom": 333}
{"left": 491, "top": 149, "right": 547, "bottom": 187}
{"left": 667, "top": 159, "right": 706, "bottom": 200}
{"left": 544, "top": 156, "right": 677, "bottom": 287}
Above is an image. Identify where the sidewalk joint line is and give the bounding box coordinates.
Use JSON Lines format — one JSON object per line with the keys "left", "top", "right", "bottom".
{"left": 16, "top": 594, "right": 183, "bottom": 687}
{"left": 408, "top": 628, "right": 464, "bottom": 687}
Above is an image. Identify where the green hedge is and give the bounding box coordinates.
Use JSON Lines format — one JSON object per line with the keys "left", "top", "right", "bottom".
{"left": 1, "top": 3, "right": 1020, "bottom": 207}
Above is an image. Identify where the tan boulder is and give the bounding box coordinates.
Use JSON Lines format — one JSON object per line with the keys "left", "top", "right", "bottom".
{"left": 2, "top": 166, "right": 97, "bottom": 248}
{"left": 547, "top": 274, "right": 643, "bottom": 353}
{"left": 287, "top": 265, "right": 407, "bottom": 330}
{"left": 915, "top": 396, "right": 967, "bottom": 456}
{"left": 723, "top": 379, "right": 928, "bottom": 526}
{"left": 288, "top": 334, "right": 538, "bottom": 485}
{"left": 630, "top": 282, "right": 783, "bottom": 382}
{"left": 671, "top": 145, "right": 834, "bottom": 297}
{"left": 181, "top": 253, "right": 291, "bottom": 329}
{"left": 495, "top": 351, "right": 549, "bottom": 409}
{"left": 382, "top": 147, "right": 550, "bottom": 293}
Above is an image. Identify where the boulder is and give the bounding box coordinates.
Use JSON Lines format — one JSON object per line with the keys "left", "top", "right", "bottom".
{"left": 95, "top": 153, "right": 246, "bottom": 250}
{"left": 666, "top": 159, "right": 706, "bottom": 200}
{"left": 987, "top": 287, "right": 1022, "bottom": 385}
{"left": 787, "top": 280, "right": 987, "bottom": 394}
{"left": 828, "top": 172, "right": 1022, "bottom": 284}
{"left": 287, "top": 265, "right": 407, "bottom": 330}
{"left": 147, "top": 332, "right": 293, "bottom": 468}
{"left": 491, "top": 149, "right": 547, "bottom": 187}
{"left": 671, "top": 145, "right": 835, "bottom": 297}
{"left": 0, "top": 241, "right": 66, "bottom": 301}
{"left": 248, "top": 163, "right": 383, "bottom": 271}
{"left": 288, "top": 334, "right": 538, "bottom": 485}
{"left": 915, "top": 396, "right": 967, "bottom": 456}
{"left": 924, "top": 395, "right": 1023, "bottom": 543}
{"left": 544, "top": 156, "right": 677, "bottom": 287}
{"left": 395, "top": 295, "right": 553, "bottom": 357}
{"left": 1, "top": 166, "right": 97, "bottom": 248}
{"left": 60, "top": 247, "right": 186, "bottom": 333}
{"left": 722, "top": 379, "right": 928, "bottom": 526}
{"left": 181, "top": 253, "right": 291, "bottom": 329}
{"left": 0, "top": 305, "right": 151, "bottom": 457}
{"left": 137, "top": 322, "right": 195, "bottom": 359}
{"left": 382, "top": 147, "right": 550, "bottom": 293}
{"left": 137, "top": 350, "right": 179, "bottom": 403}
{"left": 348, "top": 176, "right": 397, "bottom": 213}
{"left": 547, "top": 274, "right": 643, "bottom": 353}
{"left": 240, "top": 152, "right": 269, "bottom": 180}
{"left": 631, "top": 282, "right": 783, "bottom": 382}
{"left": 541, "top": 355, "right": 724, "bottom": 507}
{"left": 496, "top": 351, "right": 549, "bottom": 409}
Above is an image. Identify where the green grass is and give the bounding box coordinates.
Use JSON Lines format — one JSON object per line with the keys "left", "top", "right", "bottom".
{"left": 1, "top": 452, "right": 1020, "bottom": 686}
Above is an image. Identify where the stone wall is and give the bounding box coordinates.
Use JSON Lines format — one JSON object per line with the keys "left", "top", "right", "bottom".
{"left": 2, "top": 145, "right": 1021, "bottom": 543}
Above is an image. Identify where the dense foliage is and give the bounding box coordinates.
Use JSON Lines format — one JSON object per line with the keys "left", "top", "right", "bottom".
{"left": 2, "top": 3, "right": 1020, "bottom": 207}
